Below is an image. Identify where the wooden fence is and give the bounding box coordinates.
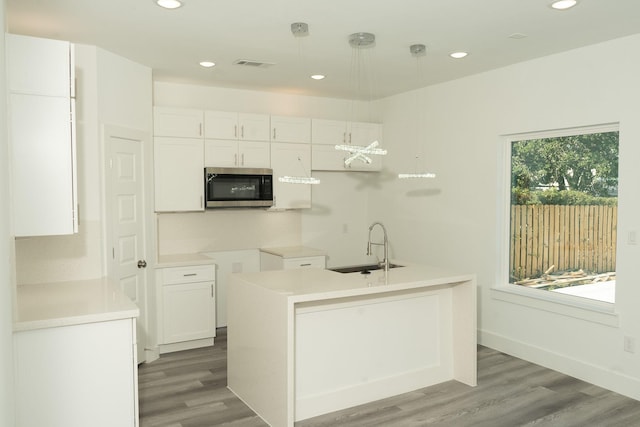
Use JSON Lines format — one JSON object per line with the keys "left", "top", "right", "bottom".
{"left": 510, "top": 205, "right": 618, "bottom": 281}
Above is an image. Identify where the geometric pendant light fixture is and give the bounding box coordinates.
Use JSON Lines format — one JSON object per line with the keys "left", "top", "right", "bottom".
{"left": 335, "top": 32, "right": 388, "bottom": 166}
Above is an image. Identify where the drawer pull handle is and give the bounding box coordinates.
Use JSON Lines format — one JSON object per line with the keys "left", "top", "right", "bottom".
{"left": 300, "top": 263, "right": 312, "bottom": 266}
{"left": 183, "top": 273, "right": 197, "bottom": 277}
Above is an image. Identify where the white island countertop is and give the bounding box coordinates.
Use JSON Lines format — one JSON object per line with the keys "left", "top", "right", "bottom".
{"left": 14, "top": 278, "right": 139, "bottom": 332}
{"left": 232, "top": 262, "right": 474, "bottom": 302}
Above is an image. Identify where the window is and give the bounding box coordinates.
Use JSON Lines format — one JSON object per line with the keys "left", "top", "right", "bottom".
{"left": 508, "top": 127, "right": 619, "bottom": 303}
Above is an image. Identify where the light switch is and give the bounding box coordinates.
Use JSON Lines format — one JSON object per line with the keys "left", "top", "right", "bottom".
{"left": 628, "top": 231, "right": 637, "bottom": 245}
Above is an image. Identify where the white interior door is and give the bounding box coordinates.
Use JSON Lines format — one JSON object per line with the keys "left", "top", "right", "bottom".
{"left": 105, "top": 126, "right": 149, "bottom": 363}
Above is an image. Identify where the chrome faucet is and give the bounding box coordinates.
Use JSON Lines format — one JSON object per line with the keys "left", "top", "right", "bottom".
{"left": 366, "top": 222, "right": 389, "bottom": 272}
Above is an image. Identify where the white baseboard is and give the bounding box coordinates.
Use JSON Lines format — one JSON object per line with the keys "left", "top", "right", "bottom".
{"left": 295, "top": 366, "right": 451, "bottom": 421}
{"left": 158, "top": 337, "right": 214, "bottom": 354}
{"left": 479, "top": 329, "right": 640, "bottom": 401}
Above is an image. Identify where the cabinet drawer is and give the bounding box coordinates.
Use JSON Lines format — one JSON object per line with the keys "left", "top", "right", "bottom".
{"left": 283, "top": 256, "right": 326, "bottom": 270}
{"left": 162, "top": 264, "right": 215, "bottom": 285}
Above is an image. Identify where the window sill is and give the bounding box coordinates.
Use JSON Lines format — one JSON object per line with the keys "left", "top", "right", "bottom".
{"left": 491, "top": 284, "right": 619, "bottom": 327}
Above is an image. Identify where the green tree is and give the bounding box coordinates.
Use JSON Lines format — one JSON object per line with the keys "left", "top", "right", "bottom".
{"left": 511, "top": 131, "right": 618, "bottom": 204}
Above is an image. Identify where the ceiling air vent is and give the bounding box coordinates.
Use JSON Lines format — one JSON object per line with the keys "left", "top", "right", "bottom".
{"left": 233, "top": 59, "right": 275, "bottom": 68}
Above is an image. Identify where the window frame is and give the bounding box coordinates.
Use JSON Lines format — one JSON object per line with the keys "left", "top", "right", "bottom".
{"left": 493, "top": 123, "right": 620, "bottom": 326}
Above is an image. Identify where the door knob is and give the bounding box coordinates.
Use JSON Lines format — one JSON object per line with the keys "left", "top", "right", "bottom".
{"left": 137, "top": 260, "right": 147, "bottom": 269}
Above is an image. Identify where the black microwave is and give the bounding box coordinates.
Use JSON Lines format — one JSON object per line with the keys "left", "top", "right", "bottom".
{"left": 204, "top": 167, "right": 274, "bottom": 208}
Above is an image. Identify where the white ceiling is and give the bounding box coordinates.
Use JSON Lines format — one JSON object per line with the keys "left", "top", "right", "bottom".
{"left": 6, "top": 0, "right": 640, "bottom": 100}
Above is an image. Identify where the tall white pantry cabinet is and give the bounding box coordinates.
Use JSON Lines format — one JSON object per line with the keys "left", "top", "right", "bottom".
{"left": 7, "top": 34, "right": 78, "bottom": 236}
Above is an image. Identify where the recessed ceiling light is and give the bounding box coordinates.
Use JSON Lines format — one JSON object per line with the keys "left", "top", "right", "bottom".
{"left": 550, "top": 0, "right": 578, "bottom": 10}
{"left": 156, "top": 0, "right": 182, "bottom": 9}
{"left": 450, "top": 51, "right": 468, "bottom": 59}
{"left": 310, "top": 74, "right": 325, "bottom": 80}
{"left": 199, "top": 61, "right": 216, "bottom": 68}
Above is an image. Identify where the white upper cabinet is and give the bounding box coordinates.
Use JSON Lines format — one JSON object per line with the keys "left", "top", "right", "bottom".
{"left": 349, "top": 121, "right": 382, "bottom": 146}
{"left": 270, "top": 142, "right": 312, "bottom": 209}
{"left": 204, "top": 140, "right": 270, "bottom": 168}
{"left": 7, "top": 34, "right": 71, "bottom": 97}
{"left": 7, "top": 34, "right": 77, "bottom": 236}
{"left": 154, "top": 137, "right": 204, "bottom": 212}
{"left": 270, "top": 115, "right": 311, "bottom": 143}
{"left": 205, "top": 111, "right": 270, "bottom": 141}
{"left": 153, "top": 107, "right": 204, "bottom": 138}
{"left": 312, "top": 119, "right": 349, "bottom": 145}
{"left": 311, "top": 119, "right": 382, "bottom": 171}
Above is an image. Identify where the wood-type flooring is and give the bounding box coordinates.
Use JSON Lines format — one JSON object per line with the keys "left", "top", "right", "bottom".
{"left": 138, "top": 328, "right": 640, "bottom": 427}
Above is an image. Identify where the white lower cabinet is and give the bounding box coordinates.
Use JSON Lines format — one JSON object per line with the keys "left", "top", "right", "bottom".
{"left": 157, "top": 264, "right": 216, "bottom": 353}
{"left": 261, "top": 252, "right": 326, "bottom": 271}
{"left": 14, "top": 318, "right": 138, "bottom": 427}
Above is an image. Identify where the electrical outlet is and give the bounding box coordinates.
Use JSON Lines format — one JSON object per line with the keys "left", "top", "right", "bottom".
{"left": 232, "top": 262, "right": 243, "bottom": 273}
{"left": 624, "top": 336, "right": 636, "bottom": 353}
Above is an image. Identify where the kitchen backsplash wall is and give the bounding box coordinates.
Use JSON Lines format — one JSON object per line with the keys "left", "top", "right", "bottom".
{"left": 157, "top": 209, "right": 302, "bottom": 256}
{"left": 15, "top": 220, "right": 104, "bottom": 285}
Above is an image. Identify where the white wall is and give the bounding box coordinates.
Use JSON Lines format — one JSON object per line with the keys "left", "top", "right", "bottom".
{"left": 376, "top": 34, "right": 640, "bottom": 399}
{"left": 14, "top": 45, "right": 152, "bottom": 284}
{"left": 153, "top": 82, "right": 378, "bottom": 260}
{"left": 1, "top": 0, "right": 17, "bottom": 423}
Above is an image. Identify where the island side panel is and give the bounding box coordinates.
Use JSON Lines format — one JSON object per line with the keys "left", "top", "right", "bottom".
{"left": 452, "top": 278, "right": 477, "bottom": 386}
{"left": 294, "top": 289, "right": 454, "bottom": 421}
{"left": 227, "top": 275, "right": 291, "bottom": 427}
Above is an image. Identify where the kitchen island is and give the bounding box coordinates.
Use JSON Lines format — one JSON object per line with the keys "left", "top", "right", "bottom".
{"left": 227, "top": 264, "right": 476, "bottom": 427}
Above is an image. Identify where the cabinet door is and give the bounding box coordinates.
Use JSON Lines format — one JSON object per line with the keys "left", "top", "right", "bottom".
{"left": 14, "top": 319, "right": 137, "bottom": 427}
{"left": 312, "top": 119, "right": 347, "bottom": 145}
{"left": 311, "top": 144, "right": 346, "bottom": 171}
{"left": 154, "top": 137, "right": 204, "bottom": 212}
{"left": 239, "top": 141, "right": 270, "bottom": 168}
{"left": 204, "top": 110, "right": 239, "bottom": 140}
{"left": 270, "top": 142, "right": 311, "bottom": 209}
{"left": 282, "top": 256, "right": 326, "bottom": 269}
{"left": 162, "top": 282, "right": 216, "bottom": 344}
{"left": 270, "top": 115, "right": 311, "bottom": 143}
{"left": 349, "top": 122, "right": 381, "bottom": 146}
{"left": 154, "top": 107, "right": 203, "bottom": 138}
{"left": 11, "top": 94, "right": 76, "bottom": 236}
{"left": 204, "top": 139, "right": 239, "bottom": 167}
{"left": 7, "top": 34, "right": 71, "bottom": 97}
{"left": 239, "top": 113, "right": 270, "bottom": 141}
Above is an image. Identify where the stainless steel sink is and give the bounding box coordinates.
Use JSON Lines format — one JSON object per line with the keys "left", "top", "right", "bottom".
{"left": 329, "top": 263, "right": 404, "bottom": 274}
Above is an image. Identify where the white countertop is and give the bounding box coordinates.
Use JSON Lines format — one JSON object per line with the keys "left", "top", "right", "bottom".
{"left": 259, "top": 246, "right": 327, "bottom": 258}
{"left": 14, "top": 278, "right": 139, "bottom": 332}
{"left": 231, "top": 263, "right": 474, "bottom": 303}
{"left": 156, "top": 253, "right": 217, "bottom": 268}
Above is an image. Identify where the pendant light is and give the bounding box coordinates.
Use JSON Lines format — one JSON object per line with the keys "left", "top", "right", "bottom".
{"left": 280, "top": 23, "right": 320, "bottom": 185}
{"left": 397, "top": 44, "right": 436, "bottom": 180}
{"left": 278, "top": 156, "right": 320, "bottom": 185}
{"left": 335, "top": 32, "right": 388, "bottom": 165}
